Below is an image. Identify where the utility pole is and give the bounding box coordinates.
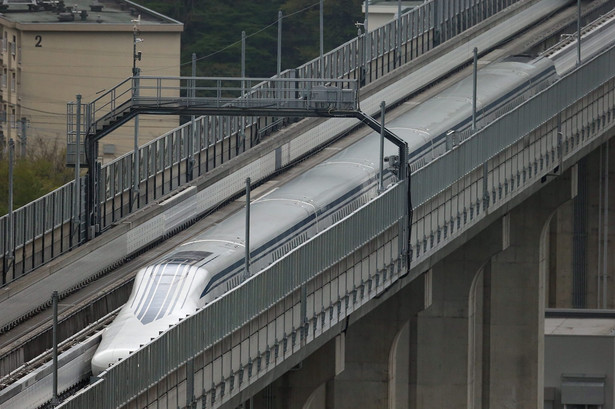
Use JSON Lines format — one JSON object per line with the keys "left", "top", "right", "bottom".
{"left": 189, "top": 53, "right": 196, "bottom": 181}
{"left": 244, "top": 177, "right": 251, "bottom": 279}
{"left": 6, "top": 139, "right": 14, "bottom": 278}
{"left": 73, "top": 95, "right": 82, "bottom": 245}
{"left": 472, "top": 47, "right": 478, "bottom": 131}
{"left": 379, "top": 101, "right": 385, "bottom": 192}
{"left": 397, "top": 0, "right": 402, "bottom": 67}
{"left": 577, "top": 0, "right": 581, "bottom": 66}
{"left": 51, "top": 291, "right": 59, "bottom": 407}
{"left": 363, "top": 0, "right": 371, "bottom": 84}
{"left": 277, "top": 10, "right": 282, "bottom": 77}
{"left": 241, "top": 31, "right": 246, "bottom": 86}
{"left": 131, "top": 16, "right": 142, "bottom": 211}
{"left": 19, "top": 117, "right": 26, "bottom": 157}
{"left": 320, "top": 0, "right": 324, "bottom": 76}
{"left": 364, "top": 0, "right": 370, "bottom": 81}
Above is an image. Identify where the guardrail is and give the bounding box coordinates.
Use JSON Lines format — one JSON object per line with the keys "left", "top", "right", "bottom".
{"left": 59, "top": 180, "right": 408, "bottom": 409}
{"left": 2, "top": 0, "right": 523, "bottom": 285}
{"left": 409, "top": 43, "right": 615, "bottom": 265}
{"left": 87, "top": 77, "right": 358, "bottom": 136}
{"left": 58, "top": 34, "right": 615, "bottom": 409}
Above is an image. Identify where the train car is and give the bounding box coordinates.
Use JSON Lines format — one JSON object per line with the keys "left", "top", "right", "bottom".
{"left": 92, "top": 55, "right": 557, "bottom": 375}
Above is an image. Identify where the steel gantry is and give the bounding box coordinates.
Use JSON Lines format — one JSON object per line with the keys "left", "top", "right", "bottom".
{"left": 66, "top": 75, "right": 410, "bottom": 242}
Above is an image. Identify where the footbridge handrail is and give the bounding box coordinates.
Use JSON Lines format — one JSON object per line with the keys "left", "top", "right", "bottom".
{"left": 84, "top": 76, "right": 360, "bottom": 142}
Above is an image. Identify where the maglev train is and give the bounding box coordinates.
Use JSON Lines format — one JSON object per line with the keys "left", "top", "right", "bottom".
{"left": 91, "top": 55, "right": 557, "bottom": 375}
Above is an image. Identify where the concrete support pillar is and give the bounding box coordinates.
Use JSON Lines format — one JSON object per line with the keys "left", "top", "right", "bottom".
{"left": 330, "top": 275, "right": 425, "bottom": 409}
{"left": 252, "top": 340, "right": 337, "bottom": 409}
{"left": 412, "top": 222, "right": 502, "bottom": 409}
{"left": 261, "top": 274, "right": 426, "bottom": 409}
{"left": 414, "top": 168, "right": 573, "bottom": 409}
{"left": 483, "top": 169, "right": 573, "bottom": 408}
{"left": 547, "top": 199, "right": 574, "bottom": 308}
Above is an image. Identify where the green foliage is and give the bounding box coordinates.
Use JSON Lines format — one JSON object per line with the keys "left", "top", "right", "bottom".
{"left": 0, "top": 138, "right": 75, "bottom": 216}
{"left": 138, "top": 0, "right": 363, "bottom": 77}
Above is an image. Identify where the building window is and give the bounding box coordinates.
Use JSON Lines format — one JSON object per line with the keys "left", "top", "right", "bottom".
{"left": 10, "top": 108, "right": 15, "bottom": 129}
{"left": 2, "top": 33, "right": 6, "bottom": 53}
{"left": 10, "top": 72, "right": 15, "bottom": 92}
{"left": 2, "top": 69, "right": 6, "bottom": 88}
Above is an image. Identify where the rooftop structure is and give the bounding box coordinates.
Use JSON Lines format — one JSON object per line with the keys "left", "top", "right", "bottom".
{"left": 545, "top": 312, "right": 615, "bottom": 409}
{"left": 362, "top": 0, "right": 423, "bottom": 31}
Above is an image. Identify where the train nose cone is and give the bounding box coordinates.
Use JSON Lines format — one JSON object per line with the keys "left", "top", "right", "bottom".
{"left": 91, "top": 347, "right": 132, "bottom": 376}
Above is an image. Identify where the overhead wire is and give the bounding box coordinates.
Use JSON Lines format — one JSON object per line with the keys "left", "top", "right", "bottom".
{"left": 140, "top": 1, "right": 322, "bottom": 74}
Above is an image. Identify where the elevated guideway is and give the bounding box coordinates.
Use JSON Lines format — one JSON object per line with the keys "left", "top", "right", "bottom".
{"left": 1, "top": 0, "right": 579, "bottom": 285}
{"left": 56, "top": 37, "right": 615, "bottom": 409}
{"left": 0, "top": 0, "right": 581, "bottom": 335}
{"left": 2, "top": 0, "right": 613, "bottom": 407}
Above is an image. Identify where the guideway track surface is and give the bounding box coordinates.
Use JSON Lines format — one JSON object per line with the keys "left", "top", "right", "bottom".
{"left": 0, "top": 0, "right": 588, "bottom": 382}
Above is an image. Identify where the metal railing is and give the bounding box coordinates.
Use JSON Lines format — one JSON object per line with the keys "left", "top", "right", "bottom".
{"left": 409, "top": 43, "right": 615, "bottom": 265}
{"left": 58, "top": 181, "right": 408, "bottom": 409}
{"left": 85, "top": 77, "right": 358, "bottom": 136}
{"left": 3, "top": 0, "right": 523, "bottom": 284}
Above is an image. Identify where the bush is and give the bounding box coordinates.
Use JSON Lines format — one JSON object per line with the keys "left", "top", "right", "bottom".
{"left": 0, "top": 137, "right": 75, "bottom": 216}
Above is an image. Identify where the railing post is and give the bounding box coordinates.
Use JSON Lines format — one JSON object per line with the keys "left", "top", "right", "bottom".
{"left": 73, "top": 95, "right": 81, "bottom": 246}
{"left": 6, "top": 139, "right": 14, "bottom": 280}
{"left": 244, "top": 177, "right": 251, "bottom": 279}
{"left": 188, "top": 53, "right": 196, "bottom": 182}
{"left": 277, "top": 10, "right": 283, "bottom": 77}
{"left": 483, "top": 161, "right": 489, "bottom": 211}
{"left": 397, "top": 0, "right": 402, "bottom": 67}
{"left": 131, "top": 69, "right": 140, "bottom": 212}
{"left": 472, "top": 47, "right": 478, "bottom": 131}
{"left": 51, "top": 290, "right": 59, "bottom": 407}
{"left": 577, "top": 0, "right": 581, "bottom": 66}
{"left": 379, "top": 101, "right": 385, "bottom": 192}
{"left": 319, "top": 0, "right": 324, "bottom": 77}
{"left": 86, "top": 137, "right": 99, "bottom": 241}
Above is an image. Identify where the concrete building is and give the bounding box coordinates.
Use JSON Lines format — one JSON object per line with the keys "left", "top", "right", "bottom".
{"left": 545, "top": 311, "right": 615, "bottom": 409}
{"left": 0, "top": 0, "right": 182, "bottom": 162}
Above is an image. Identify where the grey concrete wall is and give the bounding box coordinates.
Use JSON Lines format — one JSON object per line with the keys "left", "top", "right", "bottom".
{"left": 483, "top": 168, "right": 573, "bottom": 408}
{"left": 586, "top": 139, "right": 615, "bottom": 309}
{"left": 411, "top": 167, "right": 573, "bottom": 409}
{"left": 253, "top": 161, "right": 577, "bottom": 409}
{"left": 260, "top": 274, "right": 426, "bottom": 409}
{"left": 548, "top": 139, "right": 615, "bottom": 309}
{"left": 412, "top": 221, "right": 502, "bottom": 409}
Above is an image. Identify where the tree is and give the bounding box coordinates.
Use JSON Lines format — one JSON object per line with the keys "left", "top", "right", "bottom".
{"left": 0, "top": 138, "right": 74, "bottom": 216}
{"left": 137, "top": 0, "right": 363, "bottom": 78}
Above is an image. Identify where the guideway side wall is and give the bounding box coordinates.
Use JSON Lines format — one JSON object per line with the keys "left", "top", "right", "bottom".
{"left": 414, "top": 168, "right": 573, "bottom": 409}
{"left": 242, "top": 168, "right": 575, "bottom": 409}
{"left": 255, "top": 273, "right": 427, "bottom": 409}
{"left": 548, "top": 139, "right": 615, "bottom": 309}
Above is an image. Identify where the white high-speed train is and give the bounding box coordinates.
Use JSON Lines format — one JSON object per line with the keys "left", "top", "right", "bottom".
{"left": 91, "top": 55, "right": 557, "bottom": 375}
